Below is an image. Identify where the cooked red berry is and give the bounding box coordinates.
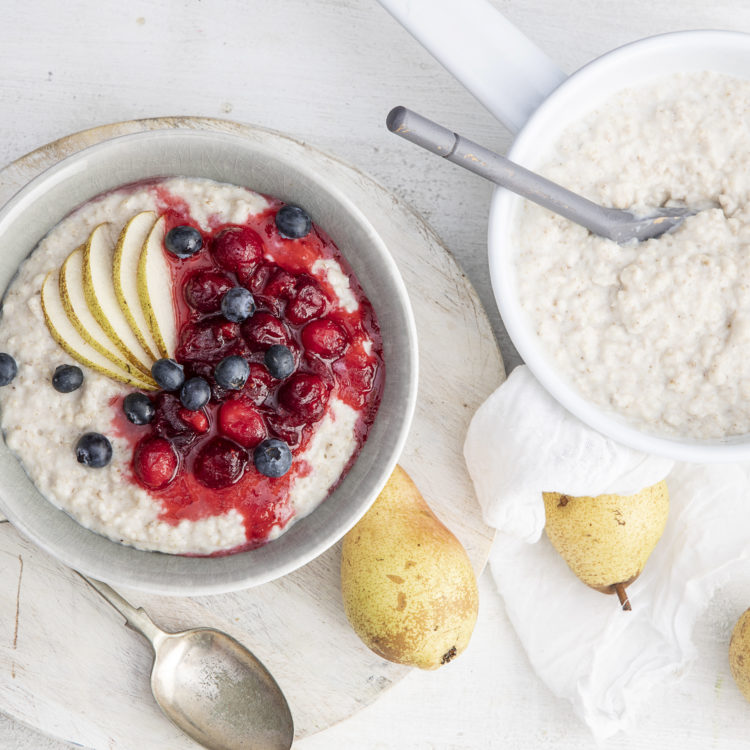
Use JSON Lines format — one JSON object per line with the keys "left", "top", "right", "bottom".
{"left": 134, "top": 436, "right": 179, "bottom": 489}
{"left": 178, "top": 407, "right": 209, "bottom": 433}
{"left": 212, "top": 226, "right": 264, "bottom": 273}
{"left": 240, "top": 262, "right": 273, "bottom": 293}
{"left": 342, "top": 354, "right": 376, "bottom": 393}
{"left": 184, "top": 270, "right": 234, "bottom": 313}
{"left": 301, "top": 318, "right": 348, "bottom": 358}
{"left": 241, "top": 312, "right": 289, "bottom": 350}
{"left": 278, "top": 372, "right": 329, "bottom": 421}
{"left": 218, "top": 399, "right": 267, "bottom": 448}
{"left": 265, "top": 411, "right": 305, "bottom": 450}
{"left": 241, "top": 363, "right": 274, "bottom": 406}
{"left": 287, "top": 277, "right": 329, "bottom": 325}
{"left": 194, "top": 437, "right": 248, "bottom": 489}
{"left": 255, "top": 267, "right": 298, "bottom": 315}
{"left": 176, "top": 318, "right": 240, "bottom": 364}
{"left": 152, "top": 393, "right": 200, "bottom": 448}
{"left": 264, "top": 268, "right": 298, "bottom": 300}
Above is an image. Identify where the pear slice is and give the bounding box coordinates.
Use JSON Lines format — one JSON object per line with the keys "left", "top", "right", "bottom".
{"left": 41, "top": 271, "right": 157, "bottom": 390}
{"left": 59, "top": 244, "right": 157, "bottom": 386}
{"left": 112, "top": 211, "right": 161, "bottom": 362}
{"left": 83, "top": 222, "right": 155, "bottom": 375}
{"left": 137, "top": 215, "right": 178, "bottom": 359}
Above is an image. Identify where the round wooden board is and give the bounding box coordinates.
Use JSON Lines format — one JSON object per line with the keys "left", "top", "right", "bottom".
{"left": 0, "top": 118, "right": 504, "bottom": 749}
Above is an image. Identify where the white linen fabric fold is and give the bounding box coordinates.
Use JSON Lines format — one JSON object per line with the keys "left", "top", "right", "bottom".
{"left": 464, "top": 365, "right": 750, "bottom": 739}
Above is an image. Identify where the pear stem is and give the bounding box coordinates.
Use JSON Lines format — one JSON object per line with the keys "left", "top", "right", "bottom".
{"left": 614, "top": 583, "right": 631, "bottom": 611}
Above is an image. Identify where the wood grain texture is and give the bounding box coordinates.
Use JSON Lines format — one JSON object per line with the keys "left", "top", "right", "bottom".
{"left": 0, "top": 117, "right": 502, "bottom": 749}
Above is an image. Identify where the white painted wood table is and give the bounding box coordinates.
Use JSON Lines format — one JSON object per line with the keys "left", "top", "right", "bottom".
{"left": 4, "top": 1, "right": 750, "bottom": 749}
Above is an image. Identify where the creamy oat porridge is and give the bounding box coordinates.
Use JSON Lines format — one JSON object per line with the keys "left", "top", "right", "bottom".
{"left": 0, "top": 177, "right": 383, "bottom": 554}
{"left": 517, "top": 70, "right": 750, "bottom": 440}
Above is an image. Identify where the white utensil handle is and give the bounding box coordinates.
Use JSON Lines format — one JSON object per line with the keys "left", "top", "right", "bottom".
{"left": 376, "top": 0, "right": 566, "bottom": 132}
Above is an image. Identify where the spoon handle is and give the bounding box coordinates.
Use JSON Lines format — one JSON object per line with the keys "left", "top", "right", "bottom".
{"left": 386, "top": 106, "right": 624, "bottom": 239}
{"left": 76, "top": 572, "right": 167, "bottom": 647}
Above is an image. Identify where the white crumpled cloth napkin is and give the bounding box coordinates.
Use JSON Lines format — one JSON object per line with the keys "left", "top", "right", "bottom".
{"left": 464, "top": 365, "right": 750, "bottom": 739}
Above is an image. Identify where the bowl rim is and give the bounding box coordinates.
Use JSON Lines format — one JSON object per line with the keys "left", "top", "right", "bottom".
{"left": 0, "top": 126, "right": 418, "bottom": 593}
{"left": 488, "top": 29, "right": 750, "bottom": 463}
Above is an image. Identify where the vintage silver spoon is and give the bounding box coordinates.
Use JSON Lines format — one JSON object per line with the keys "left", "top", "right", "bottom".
{"left": 78, "top": 573, "right": 294, "bottom": 750}
{"left": 387, "top": 106, "right": 697, "bottom": 243}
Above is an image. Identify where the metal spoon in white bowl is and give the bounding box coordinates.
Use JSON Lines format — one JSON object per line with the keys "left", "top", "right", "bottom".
{"left": 387, "top": 106, "right": 697, "bottom": 243}
{"left": 78, "top": 574, "right": 294, "bottom": 750}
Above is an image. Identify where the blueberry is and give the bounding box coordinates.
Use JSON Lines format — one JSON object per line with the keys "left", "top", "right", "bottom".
{"left": 264, "top": 345, "right": 295, "bottom": 380}
{"left": 253, "top": 438, "right": 293, "bottom": 478}
{"left": 152, "top": 358, "right": 185, "bottom": 391}
{"left": 275, "top": 205, "right": 312, "bottom": 239}
{"left": 180, "top": 377, "right": 211, "bottom": 411}
{"left": 123, "top": 392, "right": 155, "bottom": 425}
{"left": 165, "top": 225, "right": 203, "bottom": 258}
{"left": 0, "top": 353, "right": 17, "bottom": 386}
{"left": 52, "top": 364, "right": 84, "bottom": 393}
{"left": 214, "top": 355, "right": 250, "bottom": 390}
{"left": 221, "top": 287, "right": 256, "bottom": 323}
{"left": 76, "top": 432, "right": 113, "bottom": 468}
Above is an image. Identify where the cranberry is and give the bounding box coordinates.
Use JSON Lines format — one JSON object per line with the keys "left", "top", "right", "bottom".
{"left": 301, "top": 318, "right": 348, "bottom": 359}
{"left": 287, "top": 277, "right": 329, "bottom": 325}
{"left": 240, "top": 262, "right": 273, "bottom": 293}
{"left": 242, "top": 312, "right": 289, "bottom": 350}
{"left": 152, "top": 393, "right": 200, "bottom": 448}
{"left": 266, "top": 411, "right": 305, "bottom": 450}
{"left": 255, "top": 268, "right": 298, "bottom": 315}
{"left": 278, "top": 372, "right": 329, "bottom": 422}
{"left": 218, "top": 399, "right": 267, "bottom": 448}
{"left": 264, "top": 268, "right": 298, "bottom": 301}
{"left": 334, "top": 361, "right": 375, "bottom": 409}
{"left": 194, "top": 437, "right": 248, "bottom": 489}
{"left": 176, "top": 318, "right": 240, "bottom": 364}
{"left": 241, "top": 363, "right": 273, "bottom": 406}
{"left": 184, "top": 270, "right": 234, "bottom": 313}
{"left": 212, "top": 226, "right": 264, "bottom": 274}
{"left": 178, "top": 407, "right": 209, "bottom": 433}
{"left": 346, "top": 357, "right": 376, "bottom": 393}
{"left": 134, "top": 436, "right": 179, "bottom": 489}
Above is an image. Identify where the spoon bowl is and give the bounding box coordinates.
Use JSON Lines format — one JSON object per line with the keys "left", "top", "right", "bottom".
{"left": 151, "top": 628, "right": 294, "bottom": 750}
{"left": 79, "top": 574, "right": 294, "bottom": 750}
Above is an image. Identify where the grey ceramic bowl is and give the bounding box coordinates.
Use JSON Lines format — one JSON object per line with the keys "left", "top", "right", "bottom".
{"left": 0, "top": 128, "right": 418, "bottom": 594}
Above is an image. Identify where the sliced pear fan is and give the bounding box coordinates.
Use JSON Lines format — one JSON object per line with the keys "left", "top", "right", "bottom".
{"left": 58, "top": 244, "right": 158, "bottom": 387}
{"left": 41, "top": 271, "right": 157, "bottom": 390}
{"left": 40, "top": 211, "right": 180, "bottom": 390}
{"left": 137, "top": 215, "right": 178, "bottom": 359}
{"left": 112, "top": 211, "right": 161, "bottom": 361}
{"left": 83, "top": 223, "right": 155, "bottom": 375}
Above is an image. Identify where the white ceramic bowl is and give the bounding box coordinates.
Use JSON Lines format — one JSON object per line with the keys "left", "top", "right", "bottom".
{"left": 490, "top": 30, "right": 750, "bottom": 463}
{"left": 0, "top": 127, "right": 418, "bottom": 594}
{"left": 380, "top": 0, "right": 750, "bottom": 461}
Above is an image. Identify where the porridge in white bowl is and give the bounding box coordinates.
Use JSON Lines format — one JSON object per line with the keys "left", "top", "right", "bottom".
{"left": 517, "top": 70, "right": 750, "bottom": 440}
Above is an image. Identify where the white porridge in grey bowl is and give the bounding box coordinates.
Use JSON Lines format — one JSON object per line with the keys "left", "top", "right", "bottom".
{"left": 0, "top": 175, "right": 385, "bottom": 556}
{"left": 516, "top": 70, "right": 750, "bottom": 441}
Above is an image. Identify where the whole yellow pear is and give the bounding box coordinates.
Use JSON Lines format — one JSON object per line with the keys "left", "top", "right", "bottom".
{"left": 729, "top": 608, "right": 750, "bottom": 702}
{"left": 341, "top": 465, "right": 479, "bottom": 669}
{"left": 542, "top": 481, "right": 669, "bottom": 610}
